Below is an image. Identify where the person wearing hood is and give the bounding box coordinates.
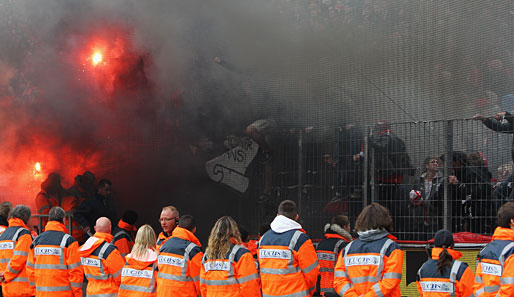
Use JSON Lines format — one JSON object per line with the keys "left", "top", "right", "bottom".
{"left": 27, "top": 207, "right": 83, "bottom": 297}
{"left": 157, "top": 215, "right": 203, "bottom": 297}
{"left": 156, "top": 206, "right": 179, "bottom": 251}
{"left": 112, "top": 210, "right": 138, "bottom": 259}
{"left": 0, "top": 202, "right": 12, "bottom": 234}
{"left": 416, "top": 229, "right": 474, "bottom": 297}
{"left": 316, "top": 215, "right": 352, "bottom": 297}
{"left": 0, "top": 205, "right": 35, "bottom": 297}
{"left": 334, "top": 202, "right": 403, "bottom": 297}
{"left": 473, "top": 202, "right": 514, "bottom": 297}
{"left": 258, "top": 200, "right": 319, "bottom": 297}
{"left": 118, "top": 224, "right": 157, "bottom": 297}
{"left": 79, "top": 217, "right": 124, "bottom": 297}
{"left": 35, "top": 173, "right": 66, "bottom": 228}
{"left": 200, "top": 216, "right": 260, "bottom": 297}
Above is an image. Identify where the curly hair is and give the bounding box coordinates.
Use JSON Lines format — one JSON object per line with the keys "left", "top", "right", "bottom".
{"left": 206, "top": 216, "right": 241, "bottom": 260}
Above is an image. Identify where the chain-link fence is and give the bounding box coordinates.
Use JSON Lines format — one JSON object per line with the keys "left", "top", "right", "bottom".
{"left": 244, "top": 118, "right": 512, "bottom": 241}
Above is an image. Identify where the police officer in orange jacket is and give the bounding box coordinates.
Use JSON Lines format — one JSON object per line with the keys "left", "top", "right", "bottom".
{"left": 112, "top": 211, "right": 138, "bottom": 258}
{"left": 0, "top": 205, "right": 35, "bottom": 297}
{"left": 258, "top": 200, "right": 319, "bottom": 297}
{"left": 79, "top": 217, "right": 125, "bottom": 297}
{"left": 417, "top": 229, "right": 474, "bottom": 297}
{"left": 157, "top": 214, "right": 203, "bottom": 297}
{"left": 156, "top": 206, "right": 179, "bottom": 251}
{"left": 334, "top": 203, "right": 403, "bottom": 297}
{"left": 316, "top": 215, "right": 352, "bottom": 297}
{"left": 27, "top": 206, "right": 83, "bottom": 297}
{"left": 474, "top": 202, "right": 514, "bottom": 297}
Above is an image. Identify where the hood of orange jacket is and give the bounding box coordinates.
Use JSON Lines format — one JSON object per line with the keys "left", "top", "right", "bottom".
{"left": 8, "top": 217, "right": 30, "bottom": 229}
{"left": 270, "top": 215, "right": 303, "bottom": 233}
{"left": 78, "top": 232, "right": 114, "bottom": 257}
{"left": 44, "top": 220, "right": 67, "bottom": 232}
{"left": 492, "top": 227, "right": 514, "bottom": 241}
{"left": 431, "top": 247, "right": 462, "bottom": 260}
{"left": 171, "top": 227, "right": 201, "bottom": 247}
{"left": 325, "top": 233, "right": 352, "bottom": 242}
{"left": 126, "top": 249, "right": 157, "bottom": 270}
{"left": 118, "top": 220, "right": 137, "bottom": 232}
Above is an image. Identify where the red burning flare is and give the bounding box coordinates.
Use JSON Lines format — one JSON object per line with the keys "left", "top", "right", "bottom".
{"left": 91, "top": 52, "right": 103, "bottom": 66}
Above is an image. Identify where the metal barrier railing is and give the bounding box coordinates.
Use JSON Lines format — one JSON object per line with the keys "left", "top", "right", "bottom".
{"left": 31, "top": 213, "right": 75, "bottom": 236}
{"left": 243, "top": 118, "right": 512, "bottom": 240}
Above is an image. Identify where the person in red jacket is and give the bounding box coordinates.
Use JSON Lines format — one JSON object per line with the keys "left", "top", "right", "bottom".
{"left": 417, "top": 229, "right": 474, "bottom": 297}
{"left": 200, "top": 216, "right": 260, "bottom": 297}
{"left": 258, "top": 200, "right": 319, "bottom": 297}
{"left": 316, "top": 215, "right": 352, "bottom": 297}
{"left": 79, "top": 217, "right": 125, "bottom": 297}
{"left": 119, "top": 224, "right": 157, "bottom": 297}
{"left": 334, "top": 202, "right": 403, "bottom": 297}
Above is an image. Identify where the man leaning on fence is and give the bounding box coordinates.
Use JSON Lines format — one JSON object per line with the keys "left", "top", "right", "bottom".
{"left": 474, "top": 111, "right": 514, "bottom": 203}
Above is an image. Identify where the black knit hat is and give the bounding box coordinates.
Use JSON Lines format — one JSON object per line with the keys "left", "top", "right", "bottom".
{"left": 434, "top": 229, "right": 454, "bottom": 247}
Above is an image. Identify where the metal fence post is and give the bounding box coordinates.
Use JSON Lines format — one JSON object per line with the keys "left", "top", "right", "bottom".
{"left": 443, "top": 120, "right": 453, "bottom": 231}
{"left": 363, "top": 126, "right": 370, "bottom": 207}
{"left": 297, "top": 129, "right": 303, "bottom": 214}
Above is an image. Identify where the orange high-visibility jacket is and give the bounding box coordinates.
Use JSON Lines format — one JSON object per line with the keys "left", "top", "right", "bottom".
{"left": 200, "top": 243, "right": 261, "bottom": 297}
{"left": 156, "top": 231, "right": 171, "bottom": 251}
{"left": 0, "top": 225, "right": 7, "bottom": 234}
{"left": 316, "top": 233, "right": 351, "bottom": 296}
{"left": 473, "top": 227, "right": 514, "bottom": 297}
{"left": 157, "top": 227, "right": 203, "bottom": 297}
{"left": 79, "top": 232, "right": 125, "bottom": 297}
{"left": 258, "top": 216, "right": 319, "bottom": 297}
{"left": 27, "top": 221, "right": 83, "bottom": 297}
{"left": 0, "top": 218, "right": 35, "bottom": 297}
{"left": 119, "top": 249, "right": 158, "bottom": 297}
{"left": 417, "top": 248, "right": 474, "bottom": 297}
{"left": 61, "top": 195, "right": 85, "bottom": 243}
{"left": 112, "top": 220, "right": 136, "bottom": 259}
{"left": 334, "top": 230, "right": 403, "bottom": 297}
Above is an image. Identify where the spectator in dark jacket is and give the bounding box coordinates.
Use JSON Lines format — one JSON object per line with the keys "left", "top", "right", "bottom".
{"left": 368, "top": 121, "right": 415, "bottom": 232}
{"left": 74, "top": 179, "right": 116, "bottom": 237}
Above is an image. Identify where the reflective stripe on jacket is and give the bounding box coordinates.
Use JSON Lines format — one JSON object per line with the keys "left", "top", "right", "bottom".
{"left": 200, "top": 244, "right": 261, "bottom": 297}
{"left": 27, "top": 221, "right": 83, "bottom": 297}
{"left": 416, "top": 248, "right": 475, "bottom": 297}
{"left": 0, "top": 218, "right": 35, "bottom": 297}
{"left": 473, "top": 227, "right": 514, "bottom": 297}
{"left": 118, "top": 249, "right": 158, "bottom": 297}
{"left": 333, "top": 231, "right": 403, "bottom": 297}
{"left": 112, "top": 220, "right": 136, "bottom": 259}
{"left": 79, "top": 233, "right": 125, "bottom": 297}
{"left": 258, "top": 229, "right": 319, "bottom": 297}
{"left": 316, "top": 233, "right": 350, "bottom": 296}
{"left": 157, "top": 227, "right": 203, "bottom": 297}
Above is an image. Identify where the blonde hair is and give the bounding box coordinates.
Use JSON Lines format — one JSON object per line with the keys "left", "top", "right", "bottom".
{"left": 162, "top": 206, "right": 179, "bottom": 217}
{"left": 206, "top": 216, "right": 241, "bottom": 260}
{"left": 131, "top": 224, "right": 156, "bottom": 259}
